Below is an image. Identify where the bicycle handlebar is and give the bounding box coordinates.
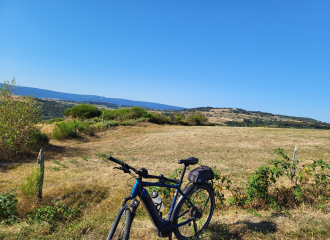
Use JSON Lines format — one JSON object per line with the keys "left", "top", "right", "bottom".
{"left": 108, "top": 156, "right": 180, "bottom": 184}
{"left": 108, "top": 156, "right": 123, "bottom": 165}
{"left": 108, "top": 156, "right": 139, "bottom": 174}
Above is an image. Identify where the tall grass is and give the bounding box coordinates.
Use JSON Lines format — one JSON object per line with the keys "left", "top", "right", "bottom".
{"left": 21, "top": 168, "right": 39, "bottom": 197}
{"left": 52, "top": 120, "right": 99, "bottom": 139}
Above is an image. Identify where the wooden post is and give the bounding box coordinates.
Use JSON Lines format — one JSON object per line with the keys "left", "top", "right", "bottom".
{"left": 102, "top": 111, "right": 104, "bottom": 125}
{"left": 291, "top": 146, "right": 298, "bottom": 183}
{"left": 36, "top": 148, "right": 44, "bottom": 200}
{"left": 74, "top": 119, "right": 77, "bottom": 133}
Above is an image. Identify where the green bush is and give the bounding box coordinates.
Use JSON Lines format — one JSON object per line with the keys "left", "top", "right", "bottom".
{"left": 148, "top": 113, "right": 169, "bottom": 124}
{"left": 0, "top": 191, "right": 18, "bottom": 224}
{"left": 95, "top": 123, "right": 103, "bottom": 131}
{"left": 76, "top": 121, "right": 93, "bottom": 132}
{"left": 64, "top": 104, "right": 101, "bottom": 119}
{"left": 53, "top": 121, "right": 79, "bottom": 140}
{"left": 245, "top": 166, "right": 275, "bottom": 203}
{"left": 136, "top": 117, "right": 148, "bottom": 123}
{"left": 103, "top": 106, "right": 149, "bottom": 121}
{"left": 175, "top": 115, "right": 183, "bottom": 122}
{"left": 28, "top": 201, "right": 85, "bottom": 224}
{"left": 91, "top": 117, "right": 101, "bottom": 122}
{"left": 32, "top": 131, "right": 50, "bottom": 147}
{"left": 83, "top": 125, "right": 97, "bottom": 136}
{"left": 0, "top": 79, "right": 49, "bottom": 159}
{"left": 186, "top": 111, "right": 208, "bottom": 126}
{"left": 229, "top": 149, "right": 330, "bottom": 213}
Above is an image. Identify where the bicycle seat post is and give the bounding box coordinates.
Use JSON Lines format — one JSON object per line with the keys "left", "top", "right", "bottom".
{"left": 179, "top": 164, "right": 188, "bottom": 184}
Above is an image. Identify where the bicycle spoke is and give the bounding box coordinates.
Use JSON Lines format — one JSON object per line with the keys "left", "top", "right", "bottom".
{"left": 178, "top": 209, "right": 190, "bottom": 218}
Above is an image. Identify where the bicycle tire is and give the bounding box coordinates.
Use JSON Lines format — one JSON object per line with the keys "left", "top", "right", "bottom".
{"left": 172, "top": 183, "right": 215, "bottom": 240}
{"left": 107, "top": 205, "right": 133, "bottom": 240}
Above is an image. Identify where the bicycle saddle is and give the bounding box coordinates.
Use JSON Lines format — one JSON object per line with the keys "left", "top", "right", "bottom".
{"left": 178, "top": 157, "right": 198, "bottom": 165}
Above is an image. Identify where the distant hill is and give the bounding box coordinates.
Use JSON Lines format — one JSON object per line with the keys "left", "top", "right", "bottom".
{"left": 2, "top": 84, "right": 329, "bottom": 129}
{"left": 0, "top": 84, "right": 183, "bottom": 110}
{"left": 170, "top": 107, "right": 330, "bottom": 130}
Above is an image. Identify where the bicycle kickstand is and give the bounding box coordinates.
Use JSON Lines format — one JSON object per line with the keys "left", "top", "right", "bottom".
{"left": 193, "top": 220, "right": 200, "bottom": 240}
{"left": 168, "top": 231, "right": 172, "bottom": 240}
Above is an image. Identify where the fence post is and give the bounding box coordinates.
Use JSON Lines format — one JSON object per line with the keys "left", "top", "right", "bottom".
{"left": 291, "top": 146, "right": 298, "bottom": 184}
{"left": 36, "top": 148, "right": 44, "bottom": 200}
{"left": 74, "top": 119, "right": 77, "bottom": 133}
{"left": 102, "top": 111, "right": 104, "bottom": 125}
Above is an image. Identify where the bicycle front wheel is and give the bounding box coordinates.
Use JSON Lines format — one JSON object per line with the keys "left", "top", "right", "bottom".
{"left": 173, "top": 183, "right": 215, "bottom": 240}
{"left": 107, "top": 205, "right": 133, "bottom": 240}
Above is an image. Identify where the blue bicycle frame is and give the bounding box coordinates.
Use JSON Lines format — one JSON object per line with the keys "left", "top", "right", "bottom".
{"left": 121, "top": 166, "right": 201, "bottom": 238}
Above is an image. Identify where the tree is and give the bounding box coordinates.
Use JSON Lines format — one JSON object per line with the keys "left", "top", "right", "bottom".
{"left": 0, "top": 79, "right": 49, "bottom": 159}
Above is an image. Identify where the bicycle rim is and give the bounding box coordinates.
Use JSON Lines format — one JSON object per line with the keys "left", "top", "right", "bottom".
{"left": 108, "top": 207, "right": 132, "bottom": 240}
{"left": 173, "top": 184, "right": 215, "bottom": 240}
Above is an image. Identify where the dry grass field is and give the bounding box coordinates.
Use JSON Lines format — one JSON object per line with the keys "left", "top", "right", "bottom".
{"left": 1, "top": 124, "right": 330, "bottom": 239}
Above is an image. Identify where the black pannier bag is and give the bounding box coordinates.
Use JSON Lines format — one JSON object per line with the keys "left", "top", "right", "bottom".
{"left": 187, "top": 165, "right": 214, "bottom": 183}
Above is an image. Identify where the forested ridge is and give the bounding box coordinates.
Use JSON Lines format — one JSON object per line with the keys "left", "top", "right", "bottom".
{"left": 225, "top": 118, "right": 330, "bottom": 130}
{"left": 37, "top": 99, "right": 75, "bottom": 120}
{"left": 36, "top": 99, "right": 330, "bottom": 129}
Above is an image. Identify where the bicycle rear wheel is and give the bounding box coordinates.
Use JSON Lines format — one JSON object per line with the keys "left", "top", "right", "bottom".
{"left": 172, "top": 183, "right": 215, "bottom": 240}
{"left": 107, "top": 205, "right": 133, "bottom": 240}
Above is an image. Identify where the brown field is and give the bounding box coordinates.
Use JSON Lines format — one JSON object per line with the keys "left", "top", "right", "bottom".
{"left": 1, "top": 124, "right": 330, "bottom": 239}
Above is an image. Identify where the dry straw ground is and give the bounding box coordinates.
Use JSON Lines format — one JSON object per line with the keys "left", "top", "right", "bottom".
{"left": 1, "top": 124, "right": 330, "bottom": 239}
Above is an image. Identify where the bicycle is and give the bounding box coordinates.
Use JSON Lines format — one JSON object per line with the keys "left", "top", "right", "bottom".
{"left": 107, "top": 156, "right": 215, "bottom": 240}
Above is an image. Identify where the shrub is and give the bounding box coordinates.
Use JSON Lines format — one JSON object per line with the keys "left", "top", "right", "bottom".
{"left": 52, "top": 121, "right": 79, "bottom": 140}
{"left": 95, "top": 123, "right": 103, "bottom": 131}
{"left": 0, "top": 191, "right": 18, "bottom": 224}
{"left": 91, "top": 117, "right": 101, "bottom": 122}
{"left": 148, "top": 113, "right": 169, "bottom": 124}
{"left": 103, "top": 106, "right": 149, "bottom": 121}
{"left": 32, "top": 131, "right": 50, "bottom": 146}
{"left": 175, "top": 115, "right": 183, "bottom": 122}
{"left": 212, "top": 167, "right": 233, "bottom": 206}
{"left": 245, "top": 166, "right": 275, "bottom": 203}
{"left": 136, "top": 117, "right": 148, "bottom": 123}
{"left": 64, "top": 104, "right": 101, "bottom": 119}
{"left": 28, "top": 200, "right": 85, "bottom": 224}
{"left": 83, "top": 125, "right": 97, "bottom": 136}
{"left": 0, "top": 79, "right": 48, "bottom": 159}
{"left": 186, "top": 111, "right": 208, "bottom": 126}
{"left": 76, "top": 121, "right": 93, "bottom": 132}
{"left": 235, "top": 149, "right": 330, "bottom": 212}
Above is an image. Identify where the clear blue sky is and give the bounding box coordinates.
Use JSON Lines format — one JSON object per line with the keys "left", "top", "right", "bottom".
{"left": 1, "top": 0, "right": 329, "bottom": 122}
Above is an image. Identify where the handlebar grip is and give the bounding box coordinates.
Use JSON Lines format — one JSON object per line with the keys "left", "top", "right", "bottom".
{"left": 108, "top": 156, "right": 124, "bottom": 165}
